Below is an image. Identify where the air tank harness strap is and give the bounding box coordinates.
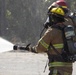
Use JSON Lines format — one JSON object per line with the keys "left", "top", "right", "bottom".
{"left": 49, "top": 62, "right": 72, "bottom": 68}
{"left": 39, "top": 39, "right": 63, "bottom": 49}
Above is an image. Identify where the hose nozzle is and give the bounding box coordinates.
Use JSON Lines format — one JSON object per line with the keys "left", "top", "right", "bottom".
{"left": 13, "top": 45, "right": 18, "bottom": 50}
{"left": 13, "top": 43, "right": 31, "bottom": 50}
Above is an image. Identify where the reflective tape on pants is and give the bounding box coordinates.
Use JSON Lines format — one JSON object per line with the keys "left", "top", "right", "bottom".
{"left": 49, "top": 62, "right": 72, "bottom": 67}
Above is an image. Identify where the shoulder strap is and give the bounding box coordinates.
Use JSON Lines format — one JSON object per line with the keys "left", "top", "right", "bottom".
{"left": 50, "top": 43, "right": 65, "bottom": 61}
{"left": 50, "top": 43, "right": 61, "bottom": 55}
{"left": 51, "top": 25, "right": 63, "bottom": 30}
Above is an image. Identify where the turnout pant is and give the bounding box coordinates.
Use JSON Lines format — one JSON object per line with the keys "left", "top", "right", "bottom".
{"left": 48, "top": 62, "right": 73, "bottom": 75}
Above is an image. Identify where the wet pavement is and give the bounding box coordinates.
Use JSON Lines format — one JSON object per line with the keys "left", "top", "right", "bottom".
{"left": 0, "top": 50, "right": 76, "bottom": 75}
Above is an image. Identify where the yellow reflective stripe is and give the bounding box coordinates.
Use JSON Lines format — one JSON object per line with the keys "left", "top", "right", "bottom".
{"left": 40, "top": 39, "right": 63, "bottom": 49}
{"left": 40, "top": 39, "right": 49, "bottom": 49}
{"left": 49, "top": 62, "right": 72, "bottom": 67}
{"left": 53, "top": 44, "right": 63, "bottom": 48}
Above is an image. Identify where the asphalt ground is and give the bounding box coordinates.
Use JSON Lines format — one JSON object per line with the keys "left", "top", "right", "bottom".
{"left": 0, "top": 50, "right": 76, "bottom": 75}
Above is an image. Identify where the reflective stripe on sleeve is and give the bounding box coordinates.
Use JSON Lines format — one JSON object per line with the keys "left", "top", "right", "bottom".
{"left": 39, "top": 39, "right": 63, "bottom": 49}
{"left": 49, "top": 62, "right": 72, "bottom": 67}
{"left": 39, "top": 39, "right": 49, "bottom": 49}
{"left": 53, "top": 44, "right": 63, "bottom": 49}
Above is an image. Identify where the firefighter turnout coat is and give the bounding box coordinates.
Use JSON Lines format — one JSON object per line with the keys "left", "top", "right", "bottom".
{"left": 32, "top": 22, "right": 73, "bottom": 75}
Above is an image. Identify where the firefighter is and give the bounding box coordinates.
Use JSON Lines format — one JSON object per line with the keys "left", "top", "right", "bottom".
{"left": 14, "top": 6, "right": 73, "bottom": 75}
{"left": 30, "top": 7, "right": 72, "bottom": 75}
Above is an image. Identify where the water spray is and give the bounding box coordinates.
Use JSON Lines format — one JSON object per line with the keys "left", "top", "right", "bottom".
{"left": 0, "top": 37, "right": 14, "bottom": 53}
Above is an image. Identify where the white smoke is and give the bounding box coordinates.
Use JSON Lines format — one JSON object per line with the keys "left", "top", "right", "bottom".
{"left": 0, "top": 37, "right": 14, "bottom": 53}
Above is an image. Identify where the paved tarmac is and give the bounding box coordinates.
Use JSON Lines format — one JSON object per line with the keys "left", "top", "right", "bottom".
{"left": 0, "top": 50, "right": 76, "bottom": 75}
